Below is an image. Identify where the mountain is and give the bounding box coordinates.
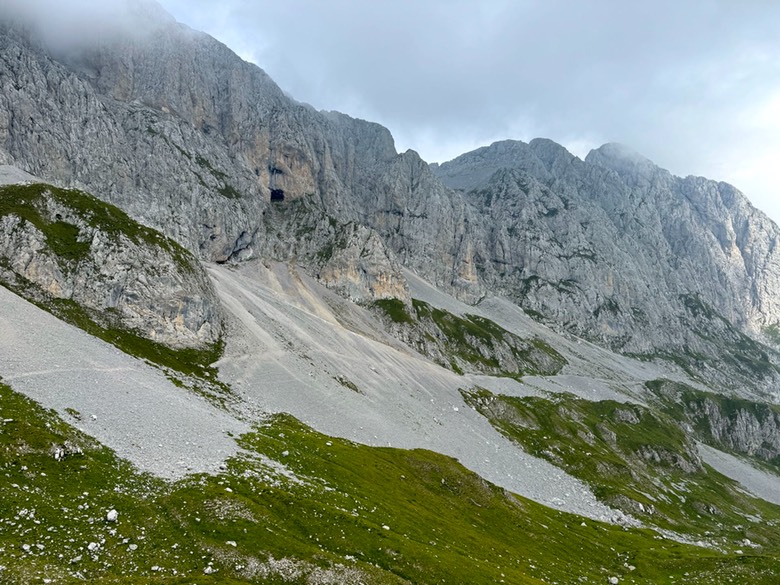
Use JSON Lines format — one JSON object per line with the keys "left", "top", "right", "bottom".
{"left": 434, "top": 139, "right": 780, "bottom": 394}
{"left": 1, "top": 2, "right": 779, "bottom": 583}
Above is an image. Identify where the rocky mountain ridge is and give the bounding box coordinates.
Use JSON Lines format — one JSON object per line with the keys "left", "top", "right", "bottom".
{"left": 1, "top": 3, "right": 779, "bottom": 397}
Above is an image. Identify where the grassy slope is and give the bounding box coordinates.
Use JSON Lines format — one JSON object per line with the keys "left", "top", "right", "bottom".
{"left": 1, "top": 381, "right": 779, "bottom": 584}
{"left": 461, "top": 388, "right": 780, "bottom": 569}
{"left": 372, "top": 298, "right": 566, "bottom": 378}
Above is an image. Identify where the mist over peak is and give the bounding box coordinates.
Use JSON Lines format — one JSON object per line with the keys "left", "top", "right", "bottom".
{"left": 0, "top": 0, "right": 175, "bottom": 53}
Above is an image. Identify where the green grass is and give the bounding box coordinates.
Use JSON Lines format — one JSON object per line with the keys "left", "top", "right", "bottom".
{"left": 2, "top": 380, "right": 780, "bottom": 583}
{"left": 461, "top": 387, "right": 780, "bottom": 550}
{"left": 371, "top": 298, "right": 414, "bottom": 324}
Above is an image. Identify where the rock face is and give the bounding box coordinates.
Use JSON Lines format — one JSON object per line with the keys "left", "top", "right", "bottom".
{"left": 435, "top": 140, "right": 780, "bottom": 348}
{"left": 697, "top": 398, "right": 780, "bottom": 463}
{"left": 0, "top": 15, "right": 415, "bottom": 303}
{"left": 650, "top": 379, "right": 780, "bottom": 464}
{"left": 435, "top": 140, "right": 780, "bottom": 393}
{"left": 1, "top": 3, "right": 780, "bottom": 393}
{"left": 0, "top": 178, "right": 221, "bottom": 348}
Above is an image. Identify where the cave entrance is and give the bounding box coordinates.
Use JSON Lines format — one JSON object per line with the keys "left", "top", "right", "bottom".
{"left": 270, "top": 189, "right": 285, "bottom": 202}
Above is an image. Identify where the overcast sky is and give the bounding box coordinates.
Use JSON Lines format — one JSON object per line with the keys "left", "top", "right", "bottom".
{"left": 160, "top": 2, "right": 778, "bottom": 222}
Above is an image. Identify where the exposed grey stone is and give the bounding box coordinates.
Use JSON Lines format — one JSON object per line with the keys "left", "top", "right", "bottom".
{"left": 0, "top": 181, "right": 222, "bottom": 348}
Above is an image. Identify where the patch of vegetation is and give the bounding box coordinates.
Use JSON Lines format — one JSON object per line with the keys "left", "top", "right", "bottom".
{"left": 195, "top": 155, "right": 228, "bottom": 181}
{"left": 45, "top": 220, "right": 91, "bottom": 263}
{"left": 64, "top": 406, "right": 81, "bottom": 420}
{"left": 522, "top": 307, "right": 545, "bottom": 321}
{"left": 680, "top": 293, "right": 716, "bottom": 320}
{"left": 371, "top": 298, "right": 413, "bottom": 324}
{"left": 334, "top": 375, "right": 362, "bottom": 394}
{"left": 594, "top": 298, "right": 621, "bottom": 318}
{"left": 763, "top": 323, "right": 780, "bottom": 347}
{"left": 462, "top": 387, "right": 780, "bottom": 548}
{"left": 558, "top": 247, "right": 597, "bottom": 262}
{"left": 626, "top": 347, "right": 709, "bottom": 381}
{"left": 314, "top": 228, "right": 350, "bottom": 266}
{"left": 553, "top": 278, "right": 581, "bottom": 294}
{"left": 2, "top": 381, "right": 780, "bottom": 584}
{"left": 217, "top": 184, "right": 242, "bottom": 199}
{"left": 406, "top": 299, "right": 565, "bottom": 378}
{"left": 196, "top": 155, "right": 242, "bottom": 199}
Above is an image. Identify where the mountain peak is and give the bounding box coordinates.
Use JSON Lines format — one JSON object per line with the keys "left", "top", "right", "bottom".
{"left": 434, "top": 138, "right": 576, "bottom": 191}
{"left": 585, "top": 142, "right": 658, "bottom": 177}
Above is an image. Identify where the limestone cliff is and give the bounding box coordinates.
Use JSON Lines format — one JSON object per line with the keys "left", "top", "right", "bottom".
{"left": 0, "top": 175, "right": 221, "bottom": 348}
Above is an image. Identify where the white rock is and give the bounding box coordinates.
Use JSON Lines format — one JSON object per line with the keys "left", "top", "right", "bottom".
{"left": 106, "top": 509, "right": 118, "bottom": 522}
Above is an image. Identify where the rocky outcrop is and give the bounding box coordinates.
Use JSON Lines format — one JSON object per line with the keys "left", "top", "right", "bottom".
{"left": 0, "top": 178, "right": 221, "bottom": 348}
{"left": 688, "top": 397, "right": 780, "bottom": 464}
{"left": 317, "top": 224, "right": 409, "bottom": 302}
{"left": 372, "top": 299, "right": 565, "bottom": 377}
{"left": 647, "top": 379, "right": 780, "bottom": 466}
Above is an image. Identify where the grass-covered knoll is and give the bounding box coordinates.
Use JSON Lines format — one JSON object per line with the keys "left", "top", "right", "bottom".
{"left": 2, "top": 381, "right": 779, "bottom": 584}
{"left": 646, "top": 379, "right": 780, "bottom": 471}
{"left": 0, "top": 183, "right": 226, "bottom": 388}
{"left": 372, "top": 297, "right": 565, "bottom": 378}
{"left": 461, "top": 387, "right": 780, "bottom": 552}
{"left": 0, "top": 183, "right": 194, "bottom": 272}
{"left": 371, "top": 298, "right": 414, "bottom": 324}
{"left": 411, "top": 300, "right": 565, "bottom": 376}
